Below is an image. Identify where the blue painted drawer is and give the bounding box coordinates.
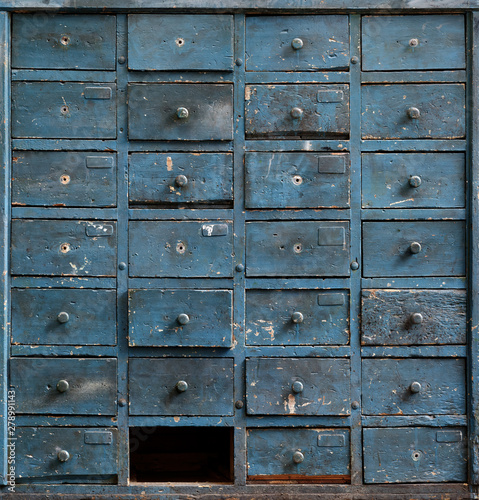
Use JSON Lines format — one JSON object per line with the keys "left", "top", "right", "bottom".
{"left": 246, "top": 358, "right": 350, "bottom": 416}
{"left": 12, "top": 82, "right": 117, "bottom": 139}
{"left": 362, "top": 221, "right": 465, "bottom": 278}
{"left": 362, "top": 15, "right": 465, "bottom": 71}
{"left": 361, "top": 153, "right": 465, "bottom": 209}
{"left": 245, "top": 84, "right": 349, "bottom": 138}
{"left": 363, "top": 427, "right": 467, "bottom": 483}
{"left": 361, "top": 84, "right": 465, "bottom": 140}
{"left": 361, "top": 289, "right": 466, "bottom": 346}
{"left": 12, "top": 288, "right": 116, "bottom": 346}
{"left": 128, "top": 84, "right": 233, "bottom": 141}
{"left": 12, "top": 151, "right": 116, "bottom": 208}
{"left": 247, "top": 428, "right": 350, "bottom": 481}
{"left": 16, "top": 427, "right": 118, "bottom": 482}
{"left": 129, "top": 357, "right": 234, "bottom": 416}
{"left": 246, "top": 221, "right": 350, "bottom": 277}
{"left": 11, "top": 220, "right": 117, "bottom": 277}
{"left": 12, "top": 14, "right": 116, "bottom": 70}
{"left": 128, "top": 14, "right": 233, "bottom": 71}
{"left": 246, "top": 290, "right": 349, "bottom": 346}
{"left": 245, "top": 15, "right": 349, "bottom": 71}
{"left": 129, "top": 221, "right": 233, "bottom": 278}
{"left": 10, "top": 358, "right": 117, "bottom": 415}
{"left": 129, "top": 153, "right": 233, "bottom": 205}
{"left": 128, "top": 289, "right": 233, "bottom": 347}
{"left": 362, "top": 358, "right": 466, "bottom": 415}
{"left": 245, "top": 153, "right": 350, "bottom": 209}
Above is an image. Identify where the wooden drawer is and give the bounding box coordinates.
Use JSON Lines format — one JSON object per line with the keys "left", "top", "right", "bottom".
{"left": 245, "top": 15, "right": 349, "bottom": 71}
{"left": 363, "top": 427, "right": 467, "bottom": 483}
{"left": 362, "top": 221, "right": 465, "bottom": 278}
{"left": 361, "top": 84, "right": 465, "bottom": 140}
{"left": 129, "top": 153, "right": 233, "bottom": 205}
{"left": 361, "top": 153, "right": 465, "bottom": 209}
{"left": 128, "top": 289, "right": 233, "bottom": 348}
{"left": 128, "top": 14, "right": 233, "bottom": 71}
{"left": 246, "top": 358, "right": 350, "bottom": 416}
{"left": 129, "top": 357, "right": 234, "bottom": 416}
{"left": 10, "top": 358, "right": 117, "bottom": 415}
{"left": 246, "top": 221, "right": 350, "bottom": 277}
{"left": 12, "top": 14, "right": 116, "bottom": 70}
{"left": 362, "top": 15, "right": 465, "bottom": 71}
{"left": 361, "top": 289, "right": 466, "bottom": 346}
{"left": 246, "top": 290, "right": 349, "bottom": 346}
{"left": 129, "top": 221, "right": 233, "bottom": 278}
{"left": 245, "top": 84, "right": 349, "bottom": 138}
{"left": 11, "top": 220, "right": 117, "bottom": 277}
{"left": 247, "top": 428, "right": 350, "bottom": 481}
{"left": 12, "top": 82, "right": 116, "bottom": 139}
{"left": 245, "top": 152, "right": 350, "bottom": 209}
{"left": 12, "top": 151, "right": 116, "bottom": 208}
{"left": 16, "top": 427, "right": 118, "bottom": 482}
{"left": 128, "top": 84, "right": 233, "bottom": 141}
{"left": 362, "top": 358, "right": 466, "bottom": 415}
{"left": 12, "top": 288, "right": 117, "bottom": 346}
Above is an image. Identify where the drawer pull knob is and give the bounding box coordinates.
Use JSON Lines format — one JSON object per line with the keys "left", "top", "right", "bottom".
{"left": 410, "top": 312, "right": 423, "bottom": 325}
{"left": 176, "top": 380, "right": 188, "bottom": 392}
{"left": 57, "top": 312, "right": 70, "bottom": 324}
{"left": 291, "top": 311, "right": 304, "bottom": 324}
{"left": 177, "top": 107, "right": 189, "bottom": 119}
{"left": 410, "top": 381, "right": 422, "bottom": 393}
{"left": 56, "top": 380, "right": 70, "bottom": 393}
{"left": 293, "top": 451, "right": 305, "bottom": 463}
{"left": 57, "top": 449, "right": 70, "bottom": 462}
{"left": 407, "top": 107, "right": 421, "bottom": 119}
{"left": 177, "top": 313, "right": 190, "bottom": 325}
{"left": 409, "top": 175, "right": 422, "bottom": 188}
{"left": 409, "top": 241, "right": 422, "bottom": 254}
{"left": 175, "top": 175, "right": 188, "bottom": 187}
{"left": 291, "top": 38, "right": 304, "bottom": 50}
{"left": 409, "top": 38, "right": 419, "bottom": 47}
{"left": 290, "top": 107, "right": 303, "bottom": 119}
{"left": 291, "top": 381, "right": 304, "bottom": 394}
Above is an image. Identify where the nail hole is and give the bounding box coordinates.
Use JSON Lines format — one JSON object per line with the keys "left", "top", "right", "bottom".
{"left": 176, "top": 37, "right": 185, "bottom": 47}
{"left": 293, "top": 243, "right": 303, "bottom": 254}
{"left": 60, "top": 174, "right": 70, "bottom": 185}
{"left": 176, "top": 242, "right": 186, "bottom": 254}
{"left": 60, "top": 35, "right": 70, "bottom": 46}
{"left": 292, "top": 175, "right": 303, "bottom": 185}
{"left": 60, "top": 243, "right": 70, "bottom": 253}
{"left": 61, "top": 105, "right": 69, "bottom": 115}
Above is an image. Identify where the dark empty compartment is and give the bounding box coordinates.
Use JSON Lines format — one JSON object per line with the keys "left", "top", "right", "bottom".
{"left": 129, "top": 427, "right": 233, "bottom": 483}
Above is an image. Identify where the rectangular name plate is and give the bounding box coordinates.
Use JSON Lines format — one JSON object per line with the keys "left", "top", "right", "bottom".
{"left": 84, "top": 87, "right": 112, "bottom": 100}
{"left": 84, "top": 431, "right": 113, "bottom": 445}
{"left": 86, "top": 223, "right": 114, "bottom": 237}
{"left": 318, "top": 226, "right": 346, "bottom": 246}
{"left": 86, "top": 156, "right": 114, "bottom": 169}
{"left": 318, "top": 293, "right": 346, "bottom": 306}
{"left": 202, "top": 224, "right": 228, "bottom": 237}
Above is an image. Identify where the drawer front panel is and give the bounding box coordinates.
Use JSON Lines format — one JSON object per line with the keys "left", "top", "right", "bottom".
{"left": 12, "top": 288, "right": 117, "bottom": 346}
{"left": 362, "top": 15, "right": 465, "bottom": 71}
{"left": 12, "top": 82, "right": 117, "bottom": 139}
{"left": 361, "top": 289, "right": 466, "bottom": 346}
{"left": 129, "top": 357, "right": 234, "bottom": 416}
{"left": 363, "top": 427, "right": 467, "bottom": 483}
{"left": 128, "top": 84, "right": 233, "bottom": 141}
{"left": 246, "top": 221, "right": 350, "bottom": 277}
{"left": 12, "top": 151, "right": 117, "bottom": 208}
{"left": 245, "top": 84, "right": 349, "bottom": 138}
{"left": 129, "top": 221, "right": 233, "bottom": 278}
{"left": 362, "top": 221, "right": 465, "bottom": 278}
{"left": 11, "top": 220, "right": 117, "bottom": 277}
{"left": 361, "top": 153, "right": 465, "bottom": 209}
{"left": 12, "top": 14, "right": 116, "bottom": 70}
{"left": 246, "top": 358, "right": 350, "bottom": 416}
{"left": 129, "top": 153, "right": 233, "bottom": 205}
{"left": 247, "top": 428, "right": 350, "bottom": 479}
{"left": 16, "top": 427, "right": 118, "bottom": 480}
{"left": 128, "top": 14, "right": 233, "bottom": 71}
{"left": 128, "top": 289, "right": 233, "bottom": 347}
{"left": 362, "top": 358, "right": 466, "bottom": 415}
{"left": 361, "top": 84, "right": 465, "bottom": 140}
{"left": 245, "top": 152, "right": 350, "bottom": 209}
{"left": 245, "top": 15, "right": 349, "bottom": 71}
{"left": 246, "top": 289, "right": 349, "bottom": 346}
{"left": 10, "top": 358, "right": 117, "bottom": 415}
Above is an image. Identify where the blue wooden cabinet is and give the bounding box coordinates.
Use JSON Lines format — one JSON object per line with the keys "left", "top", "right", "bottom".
{"left": 1, "top": 4, "right": 479, "bottom": 499}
